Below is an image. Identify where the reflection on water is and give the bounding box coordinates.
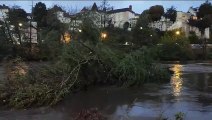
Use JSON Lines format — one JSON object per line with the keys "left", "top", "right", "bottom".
{"left": 170, "top": 64, "right": 183, "bottom": 97}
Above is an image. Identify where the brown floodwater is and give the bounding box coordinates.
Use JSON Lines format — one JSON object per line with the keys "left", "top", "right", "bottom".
{"left": 1, "top": 63, "right": 212, "bottom": 120}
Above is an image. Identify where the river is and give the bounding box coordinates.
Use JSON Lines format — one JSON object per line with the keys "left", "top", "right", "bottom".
{"left": 1, "top": 63, "right": 212, "bottom": 120}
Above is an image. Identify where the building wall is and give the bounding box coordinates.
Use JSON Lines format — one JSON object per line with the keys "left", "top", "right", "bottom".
{"left": 0, "top": 9, "right": 9, "bottom": 21}
{"left": 56, "top": 11, "right": 71, "bottom": 23}
{"left": 109, "top": 11, "right": 138, "bottom": 28}
{"left": 149, "top": 17, "right": 173, "bottom": 31}
{"left": 23, "top": 22, "right": 37, "bottom": 43}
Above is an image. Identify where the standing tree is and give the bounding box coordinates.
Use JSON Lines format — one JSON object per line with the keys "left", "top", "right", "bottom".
{"left": 99, "top": 0, "right": 113, "bottom": 28}
{"left": 33, "top": 2, "right": 47, "bottom": 28}
{"left": 133, "top": 10, "right": 158, "bottom": 46}
{"left": 149, "top": 5, "right": 164, "bottom": 21}
{"left": 164, "top": 6, "right": 177, "bottom": 22}
{"left": 197, "top": 0, "right": 212, "bottom": 18}
{"left": 7, "top": 6, "right": 28, "bottom": 44}
{"left": 188, "top": 0, "right": 212, "bottom": 59}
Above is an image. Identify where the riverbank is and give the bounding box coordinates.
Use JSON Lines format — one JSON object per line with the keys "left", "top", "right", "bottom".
{"left": 1, "top": 63, "right": 212, "bottom": 119}
{"left": 0, "top": 62, "right": 212, "bottom": 119}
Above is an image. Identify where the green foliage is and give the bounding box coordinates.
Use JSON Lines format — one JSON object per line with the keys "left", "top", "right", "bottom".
{"left": 38, "top": 29, "right": 63, "bottom": 60}
{"left": 0, "top": 58, "right": 80, "bottom": 108}
{"left": 188, "top": 1, "right": 212, "bottom": 34}
{"left": 158, "top": 31, "right": 194, "bottom": 60}
{"left": 149, "top": 5, "right": 164, "bottom": 21}
{"left": 112, "top": 47, "right": 170, "bottom": 87}
{"left": 33, "top": 2, "right": 47, "bottom": 28}
{"left": 104, "top": 27, "right": 132, "bottom": 45}
{"left": 7, "top": 7, "right": 28, "bottom": 26}
{"left": 133, "top": 10, "right": 159, "bottom": 46}
{"left": 175, "top": 112, "right": 185, "bottom": 120}
{"left": 133, "top": 27, "right": 159, "bottom": 46}
{"left": 135, "top": 10, "right": 151, "bottom": 29}
{"left": 197, "top": 0, "right": 212, "bottom": 18}
{"left": 164, "top": 6, "right": 177, "bottom": 22}
{"left": 80, "top": 17, "right": 100, "bottom": 45}
{"left": 188, "top": 31, "right": 200, "bottom": 44}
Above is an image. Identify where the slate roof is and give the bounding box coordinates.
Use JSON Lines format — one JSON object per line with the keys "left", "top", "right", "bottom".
{"left": 91, "top": 2, "right": 98, "bottom": 11}
{"left": 107, "top": 7, "right": 138, "bottom": 15}
{"left": 0, "top": 4, "right": 9, "bottom": 9}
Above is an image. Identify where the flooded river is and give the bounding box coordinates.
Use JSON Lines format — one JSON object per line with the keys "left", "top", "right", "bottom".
{"left": 1, "top": 63, "right": 212, "bottom": 120}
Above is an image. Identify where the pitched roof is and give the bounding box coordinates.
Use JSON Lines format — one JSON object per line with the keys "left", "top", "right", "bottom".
{"left": 91, "top": 2, "right": 98, "bottom": 11}
{"left": 80, "top": 7, "right": 88, "bottom": 12}
{"left": 0, "top": 4, "right": 9, "bottom": 9}
{"left": 107, "top": 7, "right": 137, "bottom": 14}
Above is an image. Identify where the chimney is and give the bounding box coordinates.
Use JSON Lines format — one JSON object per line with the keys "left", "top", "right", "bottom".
{"left": 129, "top": 5, "right": 132, "bottom": 11}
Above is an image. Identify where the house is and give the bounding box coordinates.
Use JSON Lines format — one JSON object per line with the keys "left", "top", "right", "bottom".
{"left": 149, "top": 8, "right": 210, "bottom": 39}
{"left": 56, "top": 11, "right": 71, "bottom": 23}
{"left": 168, "top": 11, "right": 210, "bottom": 39}
{"left": 23, "top": 22, "right": 38, "bottom": 44}
{"left": 107, "top": 5, "right": 139, "bottom": 29}
{"left": 0, "top": 4, "right": 9, "bottom": 21}
{"left": 149, "top": 16, "right": 173, "bottom": 31}
{"left": 70, "top": 3, "right": 139, "bottom": 30}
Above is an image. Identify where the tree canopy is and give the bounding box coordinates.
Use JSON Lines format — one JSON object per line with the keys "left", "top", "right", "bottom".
{"left": 7, "top": 7, "right": 28, "bottom": 26}
{"left": 164, "top": 6, "right": 177, "bottom": 22}
{"left": 188, "top": 1, "right": 212, "bottom": 34}
{"left": 33, "top": 2, "right": 47, "bottom": 28}
{"left": 149, "top": 5, "right": 164, "bottom": 21}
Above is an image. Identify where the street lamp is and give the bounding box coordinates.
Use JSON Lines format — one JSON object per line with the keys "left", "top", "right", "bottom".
{"left": 101, "top": 32, "right": 107, "bottom": 39}
{"left": 19, "top": 23, "right": 23, "bottom": 27}
{"left": 140, "top": 27, "right": 143, "bottom": 30}
{"left": 78, "top": 29, "right": 82, "bottom": 32}
{"left": 175, "top": 31, "right": 180, "bottom": 35}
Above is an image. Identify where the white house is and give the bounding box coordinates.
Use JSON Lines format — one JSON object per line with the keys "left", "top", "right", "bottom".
{"left": 149, "top": 8, "right": 210, "bottom": 39}
{"left": 108, "top": 5, "right": 139, "bottom": 29}
{"left": 0, "top": 4, "right": 9, "bottom": 21}
{"left": 23, "top": 22, "right": 38, "bottom": 44}
{"left": 168, "top": 11, "right": 210, "bottom": 39}
{"left": 56, "top": 11, "right": 71, "bottom": 23}
{"left": 149, "top": 16, "right": 173, "bottom": 31}
{"left": 70, "top": 3, "right": 139, "bottom": 30}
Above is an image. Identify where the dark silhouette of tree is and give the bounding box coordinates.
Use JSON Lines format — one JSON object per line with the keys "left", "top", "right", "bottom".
{"left": 8, "top": 7, "right": 28, "bottom": 26}
{"left": 7, "top": 7, "right": 28, "bottom": 45}
{"left": 197, "top": 0, "right": 212, "bottom": 18}
{"left": 132, "top": 10, "right": 158, "bottom": 46}
{"left": 188, "top": 0, "right": 212, "bottom": 59}
{"left": 149, "top": 5, "right": 164, "bottom": 21}
{"left": 164, "top": 6, "right": 177, "bottom": 22}
{"left": 33, "top": 2, "right": 47, "bottom": 28}
{"left": 46, "top": 5, "right": 63, "bottom": 30}
{"left": 188, "top": 1, "right": 212, "bottom": 35}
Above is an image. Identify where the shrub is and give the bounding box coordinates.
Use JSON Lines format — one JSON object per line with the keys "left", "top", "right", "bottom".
{"left": 158, "top": 33, "right": 195, "bottom": 60}
{"left": 111, "top": 48, "right": 170, "bottom": 87}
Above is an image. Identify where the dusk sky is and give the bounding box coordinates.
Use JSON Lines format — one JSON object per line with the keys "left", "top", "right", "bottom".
{"left": 0, "top": 0, "right": 209, "bottom": 14}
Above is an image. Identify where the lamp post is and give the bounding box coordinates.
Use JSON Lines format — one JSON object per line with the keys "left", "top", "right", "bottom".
{"left": 18, "top": 23, "right": 23, "bottom": 27}
{"left": 101, "top": 32, "right": 107, "bottom": 40}
{"left": 175, "top": 31, "right": 180, "bottom": 35}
